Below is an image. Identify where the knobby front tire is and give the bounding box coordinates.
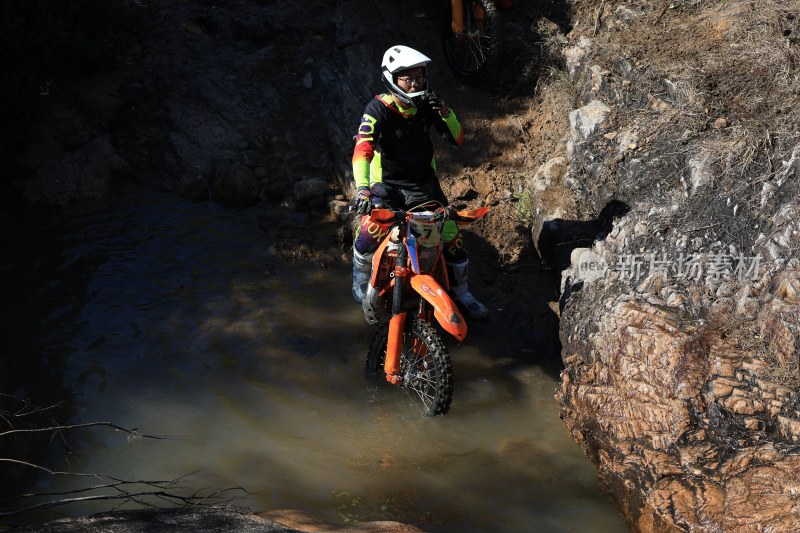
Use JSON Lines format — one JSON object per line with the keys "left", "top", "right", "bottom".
{"left": 441, "top": 0, "right": 501, "bottom": 81}
{"left": 366, "top": 318, "right": 454, "bottom": 416}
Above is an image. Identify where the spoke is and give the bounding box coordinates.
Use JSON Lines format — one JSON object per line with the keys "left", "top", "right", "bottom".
{"left": 406, "top": 375, "right": 435, "bottom": 403}
{"left": 409, "top": 386, "right": 435, "bottom": 407}
{"left": 469, "top": 41, "right": 485, "bottom": 69}
{"left": 412, "top": 338, "right": 428, "bottom": 358}
{"left": 367, "top": 319, "right": 451, "bottom": 415}
{"left": 407, "top": 368, "right": 435, "bottom": 388}
{"left": 456, "top": 19, "right": 488, "bottom": 73}
{"left": 401, "top": 339, "right": 437, "bottom": 411}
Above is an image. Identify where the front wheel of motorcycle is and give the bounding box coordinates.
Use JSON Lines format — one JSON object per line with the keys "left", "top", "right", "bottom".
{"left": 441, "top": 0, "right": 501, "bottom": 82}
{"left": 366, "top": 318, "right": 454, "bottom": 416}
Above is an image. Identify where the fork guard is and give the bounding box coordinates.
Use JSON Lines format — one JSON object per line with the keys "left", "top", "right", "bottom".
{"left": 410, "top": 274, "right": 467, "bottom": 341}
{"left": 362, "top": 283, "right": 389, "bottom": 326}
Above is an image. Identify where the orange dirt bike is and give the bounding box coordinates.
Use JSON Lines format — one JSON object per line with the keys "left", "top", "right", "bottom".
{"left": 442, "top": 0, "right": 502, "bottom": 81}
{"left": 360, "top": 201, "right": 489, "bottom": 416}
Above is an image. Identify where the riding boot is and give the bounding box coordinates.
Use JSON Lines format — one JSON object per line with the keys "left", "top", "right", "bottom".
{"left": 352, "top": 248, "right": 374, "bottom": 304}
{"left": 448, "top": 259, "right": 489, "bottom": 318}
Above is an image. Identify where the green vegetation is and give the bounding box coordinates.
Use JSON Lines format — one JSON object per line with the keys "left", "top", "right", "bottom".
{"left": 513, "top": 190, "right": 535, "bottom": 222}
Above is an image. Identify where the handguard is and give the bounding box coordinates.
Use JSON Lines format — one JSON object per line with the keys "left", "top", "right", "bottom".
{"left": 452, "top": 206, "right": 489, "bottom": 226}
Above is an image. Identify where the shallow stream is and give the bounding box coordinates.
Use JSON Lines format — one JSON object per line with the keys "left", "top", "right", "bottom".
{"left": 6, "top": 193, "right": 626, "bottom": 532}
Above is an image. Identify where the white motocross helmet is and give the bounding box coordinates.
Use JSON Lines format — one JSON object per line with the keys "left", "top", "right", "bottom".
{"left": 381, "top": 45, "right": 431, "bottom": 106}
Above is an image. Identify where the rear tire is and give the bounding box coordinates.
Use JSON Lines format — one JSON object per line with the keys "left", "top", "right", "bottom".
{"left": 441, "top": 0, "right": 501, "bottom": 81}
{"left": 365, "top": 318, "right": 453, "bottom": 416}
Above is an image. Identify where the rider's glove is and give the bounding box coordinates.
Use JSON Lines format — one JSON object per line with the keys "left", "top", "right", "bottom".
{"left": 434, "top": 205, "right": 459, "bottom": 221}
{"left": 353, "top": 186, "right": 372, "bottom": 215}
{"left": 427, "top": 91, "right": 451, "bottom": 118}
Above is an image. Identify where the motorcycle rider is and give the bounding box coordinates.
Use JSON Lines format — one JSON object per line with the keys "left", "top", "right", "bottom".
{"left": 350, "top": 45, "right": 488, "bottom": 319}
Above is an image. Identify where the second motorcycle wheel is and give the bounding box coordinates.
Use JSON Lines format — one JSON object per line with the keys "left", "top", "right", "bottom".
{"left": 441, "top": 0, "right": 501, "bottom": 81}
{"left": 366, "top": 318, "right": 454, "bottom": 416}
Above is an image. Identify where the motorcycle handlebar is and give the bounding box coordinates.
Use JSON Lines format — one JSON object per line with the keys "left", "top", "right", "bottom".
{"left": 360, "top": 204, "right": 487, "bottom": 224}
{"left": 372, "top": 207, "right": 449, "bottom": 223}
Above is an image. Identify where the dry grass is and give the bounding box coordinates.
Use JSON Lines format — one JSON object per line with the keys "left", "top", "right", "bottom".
{"left": 711, "top": 311, "right": 799, "bottom": 388}
{"left": 724, "top": 0, "right": 800, "bottom": 79}
{"left": 617, "top": 1, "right": 799, "bottom": 249}
{"left": 763, "top": 350, "right": 800, "bottom": 388}
{"left": 601, "top": 0, "right": 800, "bottom": 141}
{"left": 534, "top": 65, "right": 578, "bottom": 124}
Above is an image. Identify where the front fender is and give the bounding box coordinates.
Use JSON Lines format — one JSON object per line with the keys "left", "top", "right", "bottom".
{"left": 410, "top": 275, "right": 468, "bottom": 341}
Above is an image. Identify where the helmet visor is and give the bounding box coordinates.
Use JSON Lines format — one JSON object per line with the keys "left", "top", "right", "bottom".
{"left": 395, "top": 68, "right": 426, "bottom": 88}
{"left": 393, "top": 68, "right": 427, "bottom": 103}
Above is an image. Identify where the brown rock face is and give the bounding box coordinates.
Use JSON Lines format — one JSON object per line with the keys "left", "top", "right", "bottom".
{"left": 559, "top": 288, "right": 799, "bottom": 531}
{"left": 549, "top": 1, "right": 800, "bottom": 530}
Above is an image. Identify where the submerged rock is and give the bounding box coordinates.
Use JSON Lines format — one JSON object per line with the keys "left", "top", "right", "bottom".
{"left": 12, "top": 507, "right": 425, "bottom": 532}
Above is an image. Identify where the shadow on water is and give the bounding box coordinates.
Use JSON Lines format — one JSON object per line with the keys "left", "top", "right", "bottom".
{"left": 461, "top": 226, "right": 565, "bottom": 375}
{"left": 1, "top": 193, "right": 627, "bottom": 531}
{"left": 1, "top": 208, "right": 82, "bottom": 509}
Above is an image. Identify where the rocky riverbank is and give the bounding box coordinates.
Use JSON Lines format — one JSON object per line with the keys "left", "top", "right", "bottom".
{"left": 4, "top": 0, "right": 799, "bottom": 531}
{"left": 548, "top": 1, "right": 800, "bottom": 531}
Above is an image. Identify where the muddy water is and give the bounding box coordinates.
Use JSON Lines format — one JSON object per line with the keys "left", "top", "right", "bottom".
{"left": 14, "top": 193, "right": 626, "bottom": 532}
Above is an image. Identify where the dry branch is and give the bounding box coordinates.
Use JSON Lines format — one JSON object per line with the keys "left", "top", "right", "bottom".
{"left": 1, "top": 397, "right": 248, "bottom": 522}
{"left": 0, "top": 421, "right": 173, "bottom": 440}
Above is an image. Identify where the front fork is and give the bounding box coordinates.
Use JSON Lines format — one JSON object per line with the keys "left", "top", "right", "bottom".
{"left": 451, "top": 0, "right": 484, "bottom": 34}
{"left": 384, "top": 239, "right": 408, "bottom": 384}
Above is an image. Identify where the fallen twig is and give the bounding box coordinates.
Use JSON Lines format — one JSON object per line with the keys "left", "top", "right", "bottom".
{"left": 0, "top": 421, "right": 178, "bottom": 440}
{"left": 593, "top": 0, "right": 606, "bottom": 36}
{"left": 654, "top": 1, "right": 672, "bottom": 25}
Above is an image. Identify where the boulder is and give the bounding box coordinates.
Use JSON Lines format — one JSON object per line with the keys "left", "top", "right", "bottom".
{"left": 212, "top": 160, "right": 259, "bottom": 206}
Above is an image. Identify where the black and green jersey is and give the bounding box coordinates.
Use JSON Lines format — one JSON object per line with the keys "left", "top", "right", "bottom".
{"left": 352, "top": 93, "right": 464, "bottom": 191}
